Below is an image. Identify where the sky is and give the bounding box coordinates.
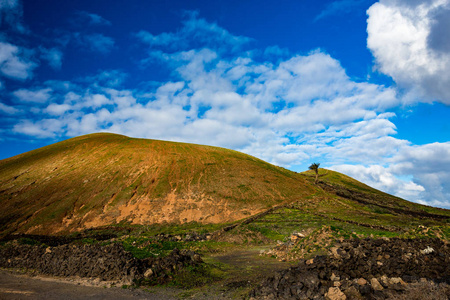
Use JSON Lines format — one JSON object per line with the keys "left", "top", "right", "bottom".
{"left": 1, "top": 0, "right": 450, "bottom": 208}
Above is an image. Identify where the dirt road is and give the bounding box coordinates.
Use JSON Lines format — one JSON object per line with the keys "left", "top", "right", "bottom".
{"left": 0, "top": 270, "right": 176, "bottom": 300}
{"left": 0, "top": 247, "right": 292, "bottom": 300}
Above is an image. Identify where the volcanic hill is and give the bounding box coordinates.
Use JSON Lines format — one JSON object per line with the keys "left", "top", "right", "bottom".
{"left": 0, "top": 133, "right": 449, "bottom": 236}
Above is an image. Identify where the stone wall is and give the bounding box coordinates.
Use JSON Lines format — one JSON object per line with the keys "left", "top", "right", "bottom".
{"left": 0, "top": 243, "right": 201, "bottom": 285}
{"left": 250, "top": 238, "right": 450, "bottom": 299}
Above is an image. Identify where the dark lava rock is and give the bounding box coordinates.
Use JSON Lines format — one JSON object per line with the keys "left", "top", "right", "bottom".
{"left": 0, "top": 243, "right": 202, "bottom": 284}
{"left": 250, "top": 238, "right": 450, "bottom": 299}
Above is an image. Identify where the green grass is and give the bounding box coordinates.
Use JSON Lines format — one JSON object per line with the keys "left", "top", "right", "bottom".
{"left": 122, "top": 238, "right": 184, "bottom": 259}
{"left": 169, "top": 263, "right": 225, "bottom": 288}
{"left": 17, "top": 237, "right": 45, "bottom": 246}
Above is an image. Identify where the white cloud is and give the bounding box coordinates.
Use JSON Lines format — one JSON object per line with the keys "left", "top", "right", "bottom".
{"left": 13, "top": 87, "right": 52, "bottom": 103}
{"left": 0, "top": 41, "right": 36, "bottom": 80}
{"left": 11, "top": 48, "right": 402, "bottom": 165}
{"left": 86, "top": 93, "right": 110, "bottom": 107}
{"left": 330, "top": 141, "right": 450, "bottom": 208}
{"left": 45, "top": 103, "right": 71, "bottom": 115}
{"left": 0, "top": 102, "right": 20, "bottom": 114}
{"left": 331, "top": 164, "right": 426, "bottom": 203}
{"left": 390, "top": 142, "right": 450, "bottom": 207}
{"left": 367, "top": 0, "right": 450, "bottom": 103}
{"left": 13, "top": 119, "right": 61, "bottom": 138}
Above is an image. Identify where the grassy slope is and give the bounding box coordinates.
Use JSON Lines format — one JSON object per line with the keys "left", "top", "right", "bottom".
{"left": 0, "top": 133, "right": 315, "bottom": 235}
{"left": 297, "top": 169, "right": 450, "bottom": 231}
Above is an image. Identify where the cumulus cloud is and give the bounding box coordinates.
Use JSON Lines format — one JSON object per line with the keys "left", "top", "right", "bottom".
{"left": 331, "top": 141, "right": 450, "bottom": 209}
{"left": 367, "top": 0, "right": 450, "bottom": 103}
{"left": 9, "top": 48, "right": 401, "bottom": 166}
{"left": 0, "top": 102, "right": 20, "bottom": 114}
{"left": 45, "top": 103, "right": 71, "bottom": 115}
{"left": 0, "top": 41, "right": 36, "bottom": 80}
{"left": 390, "top": 142, "right": 450, "bottom": 208}
{"left": 13, "top": 87, "right": 52, "bottom": 103}
{"left": 331, "top": 164, "right": 426, "bottom": 202}
{"left": 13, "top": 119, "right": 62, "bottom": 138}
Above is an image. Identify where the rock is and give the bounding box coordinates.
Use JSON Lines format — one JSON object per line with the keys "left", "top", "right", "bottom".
{"left": 250, "top": 237, "right": 449, "bottom": 299}
{"left": 325, "top": 287, "right": 347, "bottom": 300}
{"left": 343, "top": 286, "right": 364, "bottom": 300}
{"left": 357, "top": 278, "right": 367, "bottom": 286}
{"left": 370, "top": 278, "right": 384, "bottom": 291}
{"left": 144, "top": 268, "right": 154, "bottom": 278}
{"left": 358, "top": 284, "right": 372, "bottom": 295}
{"left": 420, "top": 246, "right": 434, "bottom": 254}
{"left": 379, "top": 275, "right": 389, "bottom": 287}
{"left": 331, "top": 273, "right": 340, "bottom": 281}
{"left": 330, "top": 247, "right": 340, "bottom": 258}
{"left": 389, "top": 277, "right": 406, "bottom": 285}
{"left": 292, "top": 231, "right": 305, "bottom": 238}
{"left": 0, "top": 242, "right": 204, "bottom": 285}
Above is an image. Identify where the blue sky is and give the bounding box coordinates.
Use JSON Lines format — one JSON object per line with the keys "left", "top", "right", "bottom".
{"left": 1, "top": 0, "right": 450, "bottom": 208}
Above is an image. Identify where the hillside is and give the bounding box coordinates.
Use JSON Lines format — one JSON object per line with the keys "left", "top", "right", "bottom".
{"left": 0, "top": 133, "right": 316, "bottom": 235}
{"left": 0, "top": 133, "right": 449, "bottom": 237}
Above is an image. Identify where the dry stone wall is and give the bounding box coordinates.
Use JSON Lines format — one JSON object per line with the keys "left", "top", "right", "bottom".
{"left": 250, "top": 238, "right": 450, "bottom": 299}
{"left": 0, "top": 243, "right": 202, "bottom": 285}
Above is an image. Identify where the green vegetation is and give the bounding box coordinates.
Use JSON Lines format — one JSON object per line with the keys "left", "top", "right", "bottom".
{"left": 308, "top": 162, "right": 320, "bottom": 184}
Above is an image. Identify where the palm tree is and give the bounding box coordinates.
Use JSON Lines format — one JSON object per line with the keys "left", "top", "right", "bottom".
{"left": 309, "top": 163, "right": 320, "bottom": 184}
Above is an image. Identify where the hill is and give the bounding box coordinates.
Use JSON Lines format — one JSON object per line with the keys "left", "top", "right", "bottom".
{"left": 0, "top": 133, "right": 316, "bottom": 235}
{"left": 0, "top": 133, "right": 449, "bottom": 237}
